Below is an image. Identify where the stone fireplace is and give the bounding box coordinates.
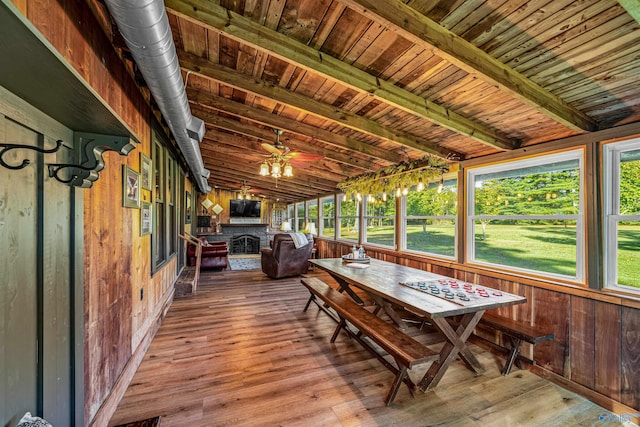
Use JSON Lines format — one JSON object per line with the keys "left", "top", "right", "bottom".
{"left": 199, "top": 223, "right": 270, "bottom": 252}
{"left": 231, "top": 234, "right": 261, "bottom": 255}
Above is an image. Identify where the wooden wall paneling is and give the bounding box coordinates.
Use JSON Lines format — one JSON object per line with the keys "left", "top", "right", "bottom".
{"left": 1, "top": 86, "right": 78, "bottom": 425}
{"left": 570, "top": 296, "right": 596, "bottom": 389}
{"left": 532, "top": 287, "right": 570, "bottom": 376}
{"left": 620, "top": 306, "right": 639, "bottom": 409}
{"left": 594, "top": 301, "right": 621, "bottom": 401}
{"left": 20, "top": 0, "right": 180, "bottom": 424}
{"left": 0, "top": 115, "right": 39, "bottom": 427}
{"left": 431, "top": 264, "right": 454, "bottom": 278}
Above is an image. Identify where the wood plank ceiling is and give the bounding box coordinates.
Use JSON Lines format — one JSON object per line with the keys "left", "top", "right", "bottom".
{"left": 93, "top": 0, "right": 640, "bottom": 203}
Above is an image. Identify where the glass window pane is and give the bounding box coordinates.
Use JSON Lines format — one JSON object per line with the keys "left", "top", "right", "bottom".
{"left": 620, "top": 150, "right": 640, "bottom": 215}
{"left": 296, "top": 202, "right": 305, "bottom": 231}
{"left": 366, "top": 196, "right": 395, "bottom": 216}
{"left": 321, "top": 197, "right": 335, "bottom": 238}
{"left": 339, "top": 197, "right": 358, "bottom": 216}
{"left": 406, "top": 181, "right": 457, "bottom": 216}
{"left": 473, "top": 220, "right": 577, "bottom": 277}
{"left": 339, "top": 217, "right": 358, "bottom": 241}
{"left": 474, "top": 167, "right": 580, "bottom": 216}
{"left": 406, "top": 218, "right": 455, "bottom": 257}
{"left": 322, "top": 217, "right": 335, "bottom": 237}
{"left": 617, "top": 221, "right": 640, "bottom": 288}
{"left": 365, "top": 217, "right": 394, "bottom": 246}
{"left": 338, "top": 196, "right": 360, "bottom": 240}
{"left": 364, "top": 195, "right": 395, "bottom": 246}
{"left": 405, "top": 178, "right": 457, "bottom": 257}
{"left": 307, "top": 199, "right": 318, "bottom": 221}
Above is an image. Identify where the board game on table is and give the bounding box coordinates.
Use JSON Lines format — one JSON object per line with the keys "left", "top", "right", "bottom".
{"left": 399, "top": 278, "right": 509, "bottom": 307}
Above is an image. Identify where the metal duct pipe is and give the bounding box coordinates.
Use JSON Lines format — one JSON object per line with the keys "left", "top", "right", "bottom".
{"left": 103, "top": 0, "right": 211, "bottom": 193}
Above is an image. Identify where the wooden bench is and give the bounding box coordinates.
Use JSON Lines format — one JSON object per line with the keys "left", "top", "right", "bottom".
{"left": 301, "top": 277, "right": 438, "bottom": 405}
{"left": 479, "top": 313, "right": 554, "bottom": 376}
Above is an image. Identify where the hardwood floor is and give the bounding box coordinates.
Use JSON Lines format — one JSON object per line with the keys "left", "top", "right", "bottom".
{"left": 109, "top": 269, "right": 626, "bottom": 427}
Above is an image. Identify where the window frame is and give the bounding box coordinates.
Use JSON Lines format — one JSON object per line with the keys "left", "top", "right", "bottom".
{"left": 465, "top": 149, "right": 586, "bottom": 283}
{"left": 152, "top": 137, "right": 166, "bottom": 269}
{"left": 337, "top": 194, "right": 360, "bottom": 242}
{"left": 402, "top": 174, "right": 458, "bottom": 259}
{"left": 295, "top": 202, "right": 305, "bottom": 232}
{"left": 603, "top": 138, "right": 640, "bottom": 293}
{"left": 151, "top": 131, "right": 179, "bottom": 273}
{"left": 363, "top": 194, "right": 396, "bottom": 248}
{"left": 319, "top": 195, "right": 336, "bottom": 238}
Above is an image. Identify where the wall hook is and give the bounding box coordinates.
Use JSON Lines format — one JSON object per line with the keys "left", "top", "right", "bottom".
{"left": 0, "top": 139, "right": 63, "bottom": 170}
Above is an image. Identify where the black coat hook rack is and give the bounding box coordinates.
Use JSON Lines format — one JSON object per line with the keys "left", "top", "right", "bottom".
{"left": 0, "top": 139, "right": 64, "bottom": 170}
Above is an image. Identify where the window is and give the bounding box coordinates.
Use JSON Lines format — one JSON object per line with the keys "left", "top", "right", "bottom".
{"left": 167, "top": 154, "right": 177, "bottom": 256}
{"left": 151, "top": 132, "right": 178, "bottom": 272}
{"left": 404, "top": 175, "right": 457, "bottom": 258}
{"left": 364, "top": 195, "right": 395, "bottom": 247}
{"left": 466, "top": 150, "right": 584, "bottom": 281}
{"left": 287, "top": 204, "right": 295, "bottom": 226}
{"left": 604, "top": 139, "right": 640, "bottom": 291}
{"left": 338, "top": 194, "right": 359, "bottom": 241}
{"left": 320, "top": 196, "right": 335, "bottom": 238}
{"left": 153, "top": 138, "right": 166, "bottom": 267}
{"left": 306, "top": 199, "right": 318, "bottom": 232}
{"left": 295, "top": 202, "right": 305, "bottom": 231}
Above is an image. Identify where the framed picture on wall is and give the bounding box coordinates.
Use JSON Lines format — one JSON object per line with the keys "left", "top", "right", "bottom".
{"left": 141, "top": 202, "right": 152, "bottom": 235}
{"left": 140, "top": 153, "right": 152, "bottom": 191}
{"left": 123, "top": 165, "right": 140, "bottom": 208}
{"left": 185, "top": 191, "right": 192, "bottom": 224}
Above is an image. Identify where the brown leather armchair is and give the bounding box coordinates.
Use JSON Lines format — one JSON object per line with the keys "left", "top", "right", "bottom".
{"left": 260, "top": 233, "right": 314, "bottom": 279}
{"left": 188, "top": 237, "right": 229, "bottom": 270}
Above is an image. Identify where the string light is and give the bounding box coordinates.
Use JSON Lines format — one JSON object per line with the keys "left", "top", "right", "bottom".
{"left": 337, "top": 154, "right": 450, "bottom": 199}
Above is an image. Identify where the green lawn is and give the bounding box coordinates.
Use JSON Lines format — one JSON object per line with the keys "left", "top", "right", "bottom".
{"left": 354, "top": 224, "right": 640, "bottom": 288}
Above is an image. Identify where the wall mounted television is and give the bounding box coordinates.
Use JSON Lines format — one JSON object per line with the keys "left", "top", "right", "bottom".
{"left": 229, "top": 199, "right": 261, "bottom": 218}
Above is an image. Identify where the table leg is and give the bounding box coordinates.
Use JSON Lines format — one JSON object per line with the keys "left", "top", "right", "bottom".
{"left": 368, "top": 294, "right": 409, "bottom": 330}
{"left": 330, "top": 274, "right": 365, "bottom": 306}
{"left": 418, "top": 311, "right": 485, "bottom": 391}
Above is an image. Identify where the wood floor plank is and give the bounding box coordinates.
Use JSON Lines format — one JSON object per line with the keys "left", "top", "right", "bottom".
{"left": 109, "top": 270, "right": 630, "bottom": 426}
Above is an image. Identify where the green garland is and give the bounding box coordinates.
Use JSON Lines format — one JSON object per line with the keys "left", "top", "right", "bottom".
{"left": 337, "top": 155, "right": 449, "bottom": 198}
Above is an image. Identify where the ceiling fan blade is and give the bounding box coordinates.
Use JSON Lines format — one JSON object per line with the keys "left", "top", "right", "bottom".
{"left": 289, "top": 153, "right": 324, "bottom": 161}
{"left": 261, "top": 142, "right": 282, "bottom": 155}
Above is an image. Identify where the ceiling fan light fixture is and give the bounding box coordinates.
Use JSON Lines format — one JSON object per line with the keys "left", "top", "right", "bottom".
{"left": 271, "top": 161, "right": 281, "bottom": 178}
{"left": 283, "top": 162, "right": 293, "bottom": 177}
{"left": 259, "top": 161, "right": 270, "bottom": 176}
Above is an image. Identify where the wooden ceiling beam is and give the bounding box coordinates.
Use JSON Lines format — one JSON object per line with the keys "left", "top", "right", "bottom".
{"left": 165, "top": 0, "right": 484, "bottom": 154}
{"left": 202, "top": 127, "right": 363, "bottom": 177}
{"left": 178, "top": 51, "right": 463, "bottom": 160}
{"left": 201, "top": 148, "right": 343, "bottom": 189}
{"left": 203, "top": 155, "right": 338, "bottom": 198}
{"left": 187, "top": 88, "right": 406, "bottom": 164}
{"left": 207, "top": 173, "right": 313, "bottom": 201}
{"left": 202, "top": 135, "right": 357, "bottom": 183}
{"left": 337, "top": 0, "right": 598, "bottom": 133}
{"left": 192, "top": 106, "right": 376, "bottom": 172}
{"left": 203, "top": 167, "right": 332, "bottom": 201}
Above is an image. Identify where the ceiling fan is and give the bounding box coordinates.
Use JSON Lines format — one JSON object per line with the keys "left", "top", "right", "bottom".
{"left": 257, "top": 129, "right": 326, "bottom": 188}
{"left": 260, "top": 129, "right": 290, "bottom": 156}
